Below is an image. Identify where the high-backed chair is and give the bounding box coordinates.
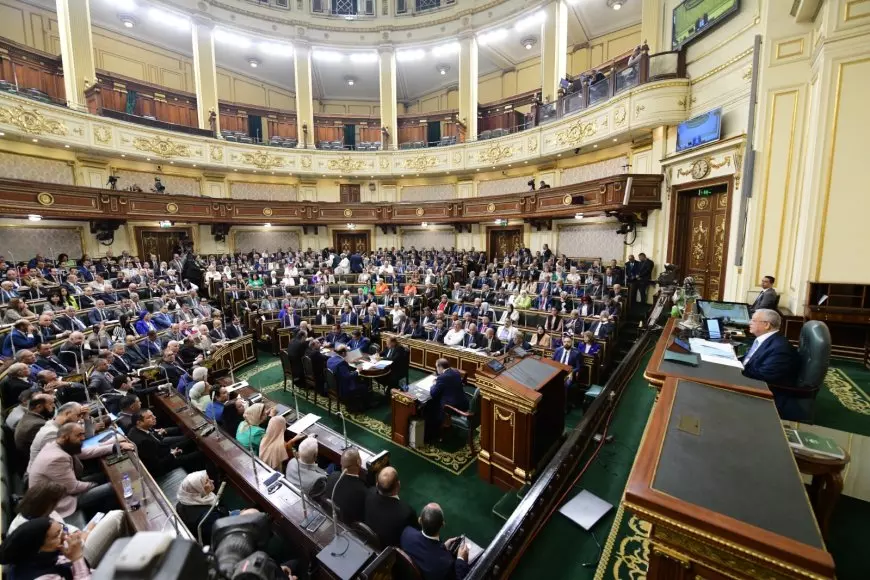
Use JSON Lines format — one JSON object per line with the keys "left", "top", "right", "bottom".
{"left": 444, "top": 387, "right": 481, "bottom": 454}
{"left": 769, "top": 321, "right": 831, "bottom": 422}
{"left": 325, "top": 368, "right": 342, "bottom": 416}
{"left": 278, "top": 350, "right": 294, "bottom": 393}
{"left": 392, "top": 547, "right": 424, "bottom": 580}
{"left": 351, "top": 521, "right": 382, "bottom": 550}
{"left": 301, "top": 355, "right": 320, "bottom": 406}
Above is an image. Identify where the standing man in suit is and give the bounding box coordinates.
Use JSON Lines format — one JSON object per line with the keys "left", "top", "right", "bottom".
{"left": 552, "top": 336, "right": 582, "bottom": 390}
{"left": 426, "top": 359, "right": 468, "bottom": 439}
{"left": 322, "top": 448, "right": 369, "bottom": 524}
{"left": 400, "top": 503, "right": 469, "bottom": 580}
{"left": 364, "top": 466, "right": 418, "bottom": 547}
{"left": 741, "top": 309, "right": 799, "bottom": 387}
{"left": 750, "top": 276, "right": 779, "bottom": 314}
{"left": 633, "top": 253, "right": 655, "bottom": 304}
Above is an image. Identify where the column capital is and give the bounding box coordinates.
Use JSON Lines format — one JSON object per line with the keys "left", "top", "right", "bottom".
{"left": 458, "top": 30, "right": 476, "bottom": 43}
{"left": 191, "top": 15, "right": 216, "bottom": 30}
{"left": 377, "top": 44, "right": 396, "bottom": 55}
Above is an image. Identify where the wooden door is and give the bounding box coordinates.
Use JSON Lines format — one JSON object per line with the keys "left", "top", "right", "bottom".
{"left": 670, "top": 183, "right": 730, "bottom": 300}
{"left": 333, "top": 231, "right": 370, "bottom": 254}
{"left": 487, "top": 227, "right": 523, "bottom": 260}
{"left": 339, "top": 184, "right": 361, "bottom": 203}
{"left": 136, "top": 227, "right": 192, "bottom": 263}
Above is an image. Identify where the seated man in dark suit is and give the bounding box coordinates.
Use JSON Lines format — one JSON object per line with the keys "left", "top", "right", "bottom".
{"left": 407, "top": 318, "right": 425, "bottom": 339}
{"left": 741, "top": 309, "right": 799, "bottom": 386}
{"left": 322, "top": 448, "right": 368, "bottom": 524}
{"left": 381, "top": 336, "right": 409, "bottom": 390}
{"left": 750, "top": 275, "right": 779, "bottom": 314}
{"left": 345, "top": 329, "right": 370, "bottom": 353}
{"left": 127, "top": 409, "right": 201, "bottom": 476}
{"left": 326, "top": 345, "right": 367, "bottom": 408}
{"left": 34, "top": 342, "right": 72, "bottom": 376}
{"left": 426, "top": 359, "right": 468, "bottom": 439}
{"left": 364, "top": 466, "right": 418, "bottom": 547}
{"left": 480, "top": 327, "right": 503, "bottom": 354}
{"left": 426, "top": 319, "right": 448, "bottom": 343}
{"left": 123, "top": 335, "right": 151, "bottom": 367}
{"left": 323, "top": 323, "right": 350, "bottom": 347}
{"left": 552, "top": 336, "right": 582, "bottom": 390}
{"left": 225, "top": 315, "right": 246, "bottom": 339}
{"left": 55, "top": 307, "right": 88, "bottom": 333}
{"left": 305, "top": 339, "right": 328, "bottom": 394}
{"left": 587, "top": 313, "right": 614, "bottom": 339}
{"left": 400, "top": 503, "right": 469, "bottom": 580}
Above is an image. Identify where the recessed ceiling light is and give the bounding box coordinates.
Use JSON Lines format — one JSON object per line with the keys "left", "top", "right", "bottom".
{"left": 264, "top": 223, "right": 271, "bottom": 228}
{"left": 0, "top": 132, "right": 5, "bottom": 136}
{"left": 248, "top": 58, "right": 261, "bottom": 68}
{"left": 28, "top": 214, "right": 42, "bottom": 221}
{"left": 345, "top": 77, "right": 355, "bottom": 86}
{"left": 169, "top": 161, "right": 174, "bottom": 164}
{"left": 146, "top": 157, "right": 151, "bottom": 161}
{"left": 593, "top": 144, "right": 598, "bottom": 148}
{"left": 119, "top": 14, "right": 136, "bottom": 28}
{"left": 64, "top": 144, "right": 70, "bottom": 148}
{"left": 613, "top": 138, "right": 618, "bottom": 142}
{"left": 121, "top": 154, "right": 125, "bottom": 157}
{"left": 437, "top": 64, "right": 450, "bottom": 76}
{"left": 607, "top": 0, "right": 625, "bottom": 10}
{"left": 521, "top": 37, "right": 537, "bottom": 50}
{"left": 32, "top": 138, "right": 38, "bottom": 143}
{"left": 192, "top": 164, "right": 197, "bottom": 167}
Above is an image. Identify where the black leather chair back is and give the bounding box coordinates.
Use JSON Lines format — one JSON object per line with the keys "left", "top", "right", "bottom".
{"left": 797, "top": 321, "right": 831, "bottom": 388}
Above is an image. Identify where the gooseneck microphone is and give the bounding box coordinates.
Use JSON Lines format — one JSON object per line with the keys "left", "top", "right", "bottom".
{"left": 198, "top": 481, "right": 227, "bottom": 545}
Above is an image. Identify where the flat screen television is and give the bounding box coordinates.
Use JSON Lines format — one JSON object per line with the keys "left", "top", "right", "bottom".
{"left": 676, "top": 108, "right": 722, "bottom": 152}
{"left": 672, "top": 0, "right": 740, "bottom": 50}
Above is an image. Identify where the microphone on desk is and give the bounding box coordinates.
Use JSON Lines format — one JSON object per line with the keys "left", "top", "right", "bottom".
{"left": 198, "top": 481, "right": 227, "bottom": 545}
{"left": 337, "top": 411, "right": 349, "bottom": 450}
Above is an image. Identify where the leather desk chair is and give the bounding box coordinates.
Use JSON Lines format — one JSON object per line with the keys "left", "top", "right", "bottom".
{"left": 445, "top": 388, "right": 481, "bottom": 454}
{"left": 770, "top": 321, "right": 831, "bottom": 422}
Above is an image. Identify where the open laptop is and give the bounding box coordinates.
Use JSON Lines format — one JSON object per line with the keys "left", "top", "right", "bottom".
{"left": 696, "top": 300, "right": 752, "bottom": 326}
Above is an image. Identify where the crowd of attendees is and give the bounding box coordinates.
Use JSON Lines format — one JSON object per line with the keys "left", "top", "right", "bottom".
{"left": 0, "top": 242, "right": 653, "bottom": 580}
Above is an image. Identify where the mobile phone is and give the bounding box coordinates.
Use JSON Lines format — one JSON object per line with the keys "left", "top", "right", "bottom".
{"left": 86, "top": 512, "right": 105, "bottom": 529}
{"left": 263, "top": 472, "right": 281, "bottom": 487}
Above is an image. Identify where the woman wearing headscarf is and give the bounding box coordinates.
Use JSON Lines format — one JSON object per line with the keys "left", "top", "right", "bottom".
{"left": 258, "top": 416, "right": 308, "bottom": 471}
{"left": 236, "top": 403, "right": 273, "bottom": 454}
{"left": 0, "top": 517, "right": 89, "bottom": 580}
{"left": 175, "top": 471, "right": 229, "bottom": 546}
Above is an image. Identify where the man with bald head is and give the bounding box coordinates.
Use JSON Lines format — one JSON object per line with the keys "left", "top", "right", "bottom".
{"left": 401, "top": 502, "right": 469, "bottom": 579}
{"left": 364, "top": 466, "right": 418, "bottom": 547}
{"left": 322, "top": 448, "right": 368, "bottom": 524}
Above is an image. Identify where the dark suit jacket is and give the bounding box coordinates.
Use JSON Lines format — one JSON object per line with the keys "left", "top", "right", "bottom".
{"left": 37, "top": 354, "right": 71, "bottom": 375}
{"left": 431, "top": 369, "right": 468, "bottom": 414}
{"left": 382, "top": 345, "right": 409, "bottom": 387}
{"left": 400, "top": 527, "right": 470, "bottom": 580}
{"left": 552, "top": 347, "right": 582, "bottom": 372}
{"left": 323, "top": 472, "right": 368, "bottom": 524}
{"left": 741, "top": 333, "right": 799, "bottom": 386}
{"left": 364, "top": 491, "right": 418, "bottom": 547}
{"left": 636, "top": 259, "right": 654, "bottom": 281}
{"left": 226, "top": 324, "right": 246, "bottom": 339}
{"left": 128, "top": 427, "right": 175, "bottom": 475}
{"left": 286, "top": 339, "right": 308, "bottom": 378}
{"left": 751, "top": 288, "right": 778, "bottom": 312}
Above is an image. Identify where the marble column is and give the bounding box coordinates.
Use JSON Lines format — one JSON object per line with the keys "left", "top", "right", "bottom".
{"left": 294, "top": 42, "right": 316, "bottom": 149}
{"left": 541, "top": 0, "right": 568, "bottom": 104}
{"left": 191, "top": 18, "right": 220, "bottom": 134}
{"left": 458, "top": 33, "right": 479, "bottom": 141}
{"left": 55, "top": 0, "right": 96, "bottom": 110}
{"left": 378, "top": 46, "right": 398, "bottom": 150}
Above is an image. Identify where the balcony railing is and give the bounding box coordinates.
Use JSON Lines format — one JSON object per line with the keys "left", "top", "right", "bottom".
{"left": 534, "top": 45, "right": 686, "bottom": 126}
{"left": 311, "top": 0, "right": 375, "bottom": 18}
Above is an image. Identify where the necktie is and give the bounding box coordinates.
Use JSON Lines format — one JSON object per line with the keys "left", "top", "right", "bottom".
{"left": 561, "top": 350, "right": 569, "bottom": 365}
{"left": 744, "top": 338, "right": 761, "bottom": 362}
{"left": 386, "top": 348, "right": 392, "bottom": 358}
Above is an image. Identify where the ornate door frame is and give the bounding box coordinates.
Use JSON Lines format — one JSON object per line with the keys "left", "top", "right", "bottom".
{"left": 666, "top": 176, "right": 733, "bottom": 301}
{"left": 331, "top": 229, "right": 371, "bottom": 254}
{"left": 485, "top": 225, "right": 524, "bottom": 260}
{"left": 134, "top": 226, "right": 194, "bottom": 264}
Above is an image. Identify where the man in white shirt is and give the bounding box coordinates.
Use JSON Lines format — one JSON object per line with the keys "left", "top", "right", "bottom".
{"left": 443, "top": 321, "right": 466, "bottom": 346}
{"left": 497, "top": 319, "right": 518, "bottom": 344}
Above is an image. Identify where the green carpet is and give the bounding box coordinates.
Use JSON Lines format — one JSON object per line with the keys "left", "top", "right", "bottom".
{"left": 235, "top": 355, "right": 506, "bottom": 545}
{"left": 510, "top": 350, "right": 656, "bottom": 580}
{"left": 816, "top": 360, "right": 870, "bottom": 436}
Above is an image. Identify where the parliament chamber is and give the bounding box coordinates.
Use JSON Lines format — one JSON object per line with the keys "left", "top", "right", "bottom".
{"left": 0, "top": 0, "right": 868, "bottom": 578}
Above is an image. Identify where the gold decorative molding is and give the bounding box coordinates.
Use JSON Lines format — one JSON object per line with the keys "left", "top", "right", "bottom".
{"left": 93, "top": 126, "right": 112, "bottom": 145}
{"left": 635, "top": 104, "right": 646, "bottom": 119}
{"left": 0, "top": 105, "right": 68, "bottom": 136}
{"left": 132, "top": 136, "right": 192, "bottom": 159}
{"left": 690, "top": 47, "right": 754, "bottom": 85}
{"left": 240, "top": 151, "right": 285, "bottom": 170}
{"left": 415, "top": 207, "right": 425, "bottom": 217}
{"left": 452, "top": 151, "right": 462, "bottom": 164}
{"left": 166, "top": 203, "right": 179, "bottom": 214}
{"left": 527, "top": 137, "right": 538, "bottom": 153}
{"left": 327, "top": 155, "right": 366, "bottom": 172}
{"left": 562, "top": 194, "right": 572, "bottom": 205}
{"left": 301, "top": 155, "right": 312, "bottom": 169}
{"left": 262, "top": 207, "right": 273, "bottom": 217}
{"left": 209, "top": 145, "right": 224, "bottom": 162}
{"left": 403, "top": 153, "right": 439, "bottom": 171}
{"left": 343, "top": 208, "right": 353, "bottom": 217}
{"left": 743, "top": 65, "right": 753, "bottom": 80}
{"left": 486, "top": 202, "right": 496, "bottom": 213}
{"left": 554, "top": 119, "right": 597, "bottom": 147}
{"left": 614, "top": 105, "right": 628, "bottom": 126}
{"left": 378, "top": 157, "right": 389, "bottom": 170}
{"left": 37, "top": 192, "right": 55, "bottom": 206}
{"left": 477, "top": 143, "right": 514, "bottom": 165}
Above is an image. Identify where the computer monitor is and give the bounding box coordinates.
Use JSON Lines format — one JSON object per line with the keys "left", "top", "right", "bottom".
{"left": 696, "top": 300, "right": 752, "bottom": 326}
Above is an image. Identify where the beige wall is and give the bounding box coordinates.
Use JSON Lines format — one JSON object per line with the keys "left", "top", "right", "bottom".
{"left": 0, "top": 0, "right": 295, "bottom": 110}
{"left": 315, "top": 100, "right": 382, "bottom": 117}
{"left": 567, "top": 25, "right": 643, "bottom": 76}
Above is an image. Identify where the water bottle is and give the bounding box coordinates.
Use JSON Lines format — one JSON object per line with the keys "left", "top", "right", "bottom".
{"left": 121, "top": 473, "right": 133, "bottom": 499}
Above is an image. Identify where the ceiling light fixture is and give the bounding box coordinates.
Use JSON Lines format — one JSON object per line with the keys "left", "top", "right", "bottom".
{"left": 607, "top": 0, "right": 625, "bottom": 10}
{"left": 119, "top": 14, "right": 136, "bottom": 29}
{"left": 258, "top": 42, "right": 293, "bottom": 57}
{"left": 148, "top": 8, "right": 189, "bottom": 30}
{"left": 396, "top": 49, "right": 426, "bottom": 62}
{"left": 431, "top": 42, "right": 460, "bottom": 57}
{"left": 263, "top": 223, "right": 272, "bottom": 228}
{"left": 28, "top": 214, "right": 42, "bottom": 221}
{"left": 312, "top": 50, "right": 344, "bottom": 62}
{"left": 515, "top": 10, "right": 546, "bottom": 32}
{"left": 521, "top": 37, "right": 537, "bottom": 50}
{"left": 248, "top": 58, "right": 261, "bottom": 68}
{"left": 477, "top": 28, "right": 508, "bottom": 45}
{"left": 345, "top": 76, "right": 356, "bottom": 86}
{"left": 574, "top": 213, "right": 584, "bottom": 220}
{"left": 437, "top": 64, "right": 450, "bottom": 76}
{"left": 349, "top": 52, "right": 378, "bottom": 63}
{"left": 347, "top": 223, "right": 356, "bottom": 230}
{"left": 421, "top": 222, "right": 429, "bottom": 227}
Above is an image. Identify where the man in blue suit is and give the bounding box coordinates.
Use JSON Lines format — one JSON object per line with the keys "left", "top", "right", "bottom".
{"left": 326, "top": 345, "right": 367, "bottom": 409}
{"left": 324, "top": 323, "right": 350, "bottom": 347}
{"left": 741, "top": 309, "right": 799, "bottom": 386}
{"left": 87, "top": 300, "right": 115, "bottom": 326}
{"left": 552, "top": 336, "right": 582, "bottom": 389}
{"left": 426, "top": 359, "right": 468, "bottom": 438}
{"left": 534, "top": 290, "right": 552, "bottom": 311}
{"left": 349, "top": 252, "right": 363, "bottom": 274}
{"left": 400, "top": 503, "right": 469, "bottom": 580}
{"left": 346, "top": 329, "right": 370, "bottom": 353}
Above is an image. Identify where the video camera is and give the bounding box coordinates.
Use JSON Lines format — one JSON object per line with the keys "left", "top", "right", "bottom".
{"left": 93, "top": 513, "right": 286, "bottom": 580}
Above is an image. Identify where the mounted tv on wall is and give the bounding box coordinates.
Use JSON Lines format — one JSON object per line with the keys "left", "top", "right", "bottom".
{"left": 676, "top": 109, "right": 722, "bottom": 152}
{"left": 672, "top": 0, "right": 740, "bottom": 50}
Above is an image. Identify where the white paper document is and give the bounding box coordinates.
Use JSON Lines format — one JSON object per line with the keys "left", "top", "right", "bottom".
{"left": 412, "top": 375, "right": 437, "bottom": 393}
{"left": 688, "top": 338, "right": 744, "bottom": 368}
{"left": 360, "top": 360, "right": 393, "bottom": 370}
{"left": 287, "top": 413, "right": 321, "bottom": 434}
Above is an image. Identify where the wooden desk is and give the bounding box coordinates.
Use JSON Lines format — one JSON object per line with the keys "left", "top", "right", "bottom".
{"left": 152, "top": 392, "right": 392, "bottom": 577}
{"left": 381, "top": 333, "right": 494, "bottom": 385}
{"left": 230, "top": 382, "right": 390, "bottom": 484}
{"left": 101, "top": 453, "right": 193, "bottom": 538}
{"left": 389, "top": 375, "right": 435, "bottom": 447}
{"left": 625, "top": 378, "right": 835, "bottom": 579}
{"left": 475, "top": 356, "right": 569, "bottom": 489}
{"left": 208, "top": 335, "right": 258, "bottom": 375}
{"left": 645, "top": 318, "right": 772, "bottom": 398}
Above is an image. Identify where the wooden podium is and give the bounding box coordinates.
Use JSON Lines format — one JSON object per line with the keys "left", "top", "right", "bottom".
{"left": 475, "top": 356, "right": 569, "bottom": 489}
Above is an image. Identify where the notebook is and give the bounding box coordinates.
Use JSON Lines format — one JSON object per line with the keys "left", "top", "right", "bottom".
{"left": 663, "top": 350, "right": 700, "bottom": 367}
